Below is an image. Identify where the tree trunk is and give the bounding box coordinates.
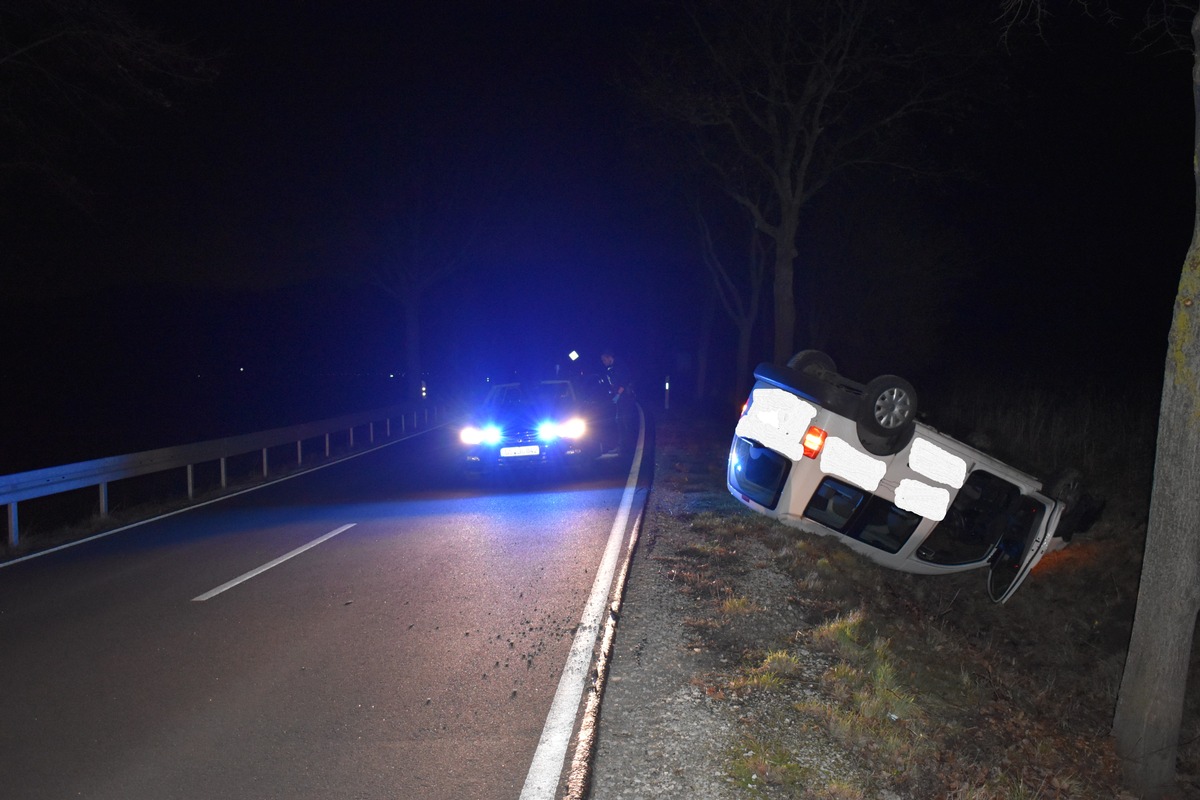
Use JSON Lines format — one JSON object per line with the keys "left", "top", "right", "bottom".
{"left": 696, "top": 289, "right": 716, "bottom": 403}
{"left": 1112, "top": 272, "right": 1200, "bottom": 794}
{"left": 403, "top": 296, "right": 423, "bottom": 401}
{"left": 734, "top": 318, "right": 753, "bottom": 408}
{"left": 771, "top": 220, "right": 797, "bottom": 365}
{"left": 1112, "top": 17, "right": 1200, "bottom": 795}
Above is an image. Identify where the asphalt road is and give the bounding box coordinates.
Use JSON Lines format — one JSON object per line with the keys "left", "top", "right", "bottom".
{"left": 0, "top": 425, "right": 647, "bottom": 799}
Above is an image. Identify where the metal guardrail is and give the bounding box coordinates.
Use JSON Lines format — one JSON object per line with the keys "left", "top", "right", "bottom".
{"left": 1, "top": 402, "right": 443, "bottom": 549}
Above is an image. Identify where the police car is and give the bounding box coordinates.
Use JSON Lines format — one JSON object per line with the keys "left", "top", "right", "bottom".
{"left": 727, "top": 351, "right": 1097, "bottom": 602}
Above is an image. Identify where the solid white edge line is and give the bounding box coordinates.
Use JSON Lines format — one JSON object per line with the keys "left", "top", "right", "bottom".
{"left": 0, "top": 424, "right": 444, "bottom": 570}
{"left": 191, "top": 523, "right": 356, "bottom": 602}
{"left": 519, "top": 406, "right": 646, "bottom": 800}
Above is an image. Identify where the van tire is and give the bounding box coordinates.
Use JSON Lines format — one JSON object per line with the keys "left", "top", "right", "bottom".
{"left": 786, "top": 350, "right": 837, "bottom": 377}
{"left": 1049, "top": 468, "right": 1083, "bottom": 506}
{"left": 859, "top": 375, "right": 918, "bottom": 438}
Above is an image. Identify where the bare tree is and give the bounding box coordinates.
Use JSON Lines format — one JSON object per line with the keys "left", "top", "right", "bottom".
{"left": 1000, "top": 2, "right": 1199, "bottom": 796}
{"left": 633, "top": 0, "right": 972, "bottom": 365}
{"left": 368, "top": 185, "right": 482, "bottom": 402}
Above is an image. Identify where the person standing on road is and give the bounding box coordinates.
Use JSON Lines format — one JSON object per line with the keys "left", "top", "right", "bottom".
{"left": 601, "top": 347, "right": 637, "bottom": 454}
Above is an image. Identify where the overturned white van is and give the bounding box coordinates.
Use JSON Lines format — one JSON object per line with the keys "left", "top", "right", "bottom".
{"left": 727, "top": 352, "right": 1097, "bottom": 602}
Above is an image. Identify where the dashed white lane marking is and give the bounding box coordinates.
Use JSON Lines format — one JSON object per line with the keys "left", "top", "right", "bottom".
{"left": 519, "top": 409, "right": 646, "bottom": 799}
{"left": 191, "top": 523, "right": 356, "bottom": 602}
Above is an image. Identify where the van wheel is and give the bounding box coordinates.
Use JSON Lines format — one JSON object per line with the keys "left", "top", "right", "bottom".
{"left": 787, "top": 350, "right": 836, "bottom": 377}
{"left": 859, "top": 375, "right": 918, "bottom": 438}
{"left": 1049, "top": 468, "right": 1083, "bottom": 506}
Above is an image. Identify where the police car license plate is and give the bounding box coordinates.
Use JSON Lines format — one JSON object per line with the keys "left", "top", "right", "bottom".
{"left": 501, "top": 445, "right": 540, "bottom": 458}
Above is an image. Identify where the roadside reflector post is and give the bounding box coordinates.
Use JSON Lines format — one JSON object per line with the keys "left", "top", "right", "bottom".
{"left": 220, "top": 457, "right": 228, "bottom": 488}
{"left": 664, "top": 375, "right": 670, "bottom": 410}
{"left": 186, "top": 465, "right": 195, "bottom": 500}
{"left": 6, "top": 503, "right": 16, "bottom": 548}
{"left": 99, "top": 481, "right": 110, "bottom": 516}
{"left": 262, "top": 447, "right": 269, "bottom": 478}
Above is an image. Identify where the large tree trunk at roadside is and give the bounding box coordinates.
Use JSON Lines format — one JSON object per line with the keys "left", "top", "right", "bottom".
{"left": 1113, "top": 242, "right": 1200, "bottom": 795}
{"left": 1112, "top": 14, "right": 1200, "bottom": 795}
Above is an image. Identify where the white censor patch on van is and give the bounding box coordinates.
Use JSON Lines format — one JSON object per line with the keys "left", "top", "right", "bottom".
{"left": 735, "top": 387, "right": 817, "bottom": 462}
{"left": 820, "top": 436, "right": 886, "bottom": 492}
{"left": 895, "top": 478, "right": 950, "bottom": 521}
{"left": 908, "top": 438, "right": 966, "bottom": 489}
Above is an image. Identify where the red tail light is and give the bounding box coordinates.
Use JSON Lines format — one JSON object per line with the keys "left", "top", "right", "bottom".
{"left": 802, "top": 426, "right": 827, "bottom": 459}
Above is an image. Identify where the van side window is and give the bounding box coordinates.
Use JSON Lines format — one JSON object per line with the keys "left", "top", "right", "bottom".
{"left": 916, "top": 470, "right": 1020, "bottom": 566}
{"left": 804, "top": 479, "right": 864, "bottom": 530}
{"left": 803, "top": 478, "right": 921, "bottom": 555}
{"left": 855, "top": 501, "right": 921, "bottom": 554}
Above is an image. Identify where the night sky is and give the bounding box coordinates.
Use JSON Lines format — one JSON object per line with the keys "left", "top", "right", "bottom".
{"left": 0, "top": 1, "right": 1193, "bottom": 470}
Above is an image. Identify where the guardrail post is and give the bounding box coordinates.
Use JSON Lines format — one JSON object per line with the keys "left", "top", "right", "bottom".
{"left": 296, "top": 440, "right": 302, "bottom": 465}
{"left": 7, "top": 502, "right": 17, "bottom": 548}
{"left": 386, "top": 418, "right": 391, "bottom": 437}
{"left": 369, "top": 421, "right": 375, "bottom": 443}
{"left": 401, "top": 415, "right": 406, "bottom": 434}
{"left": 262, "top": 447, "right": 269, "bottom": 478}
{"left": 99, "top": 482, "right": 109, "bottom": 516}
{"left": 349, "top": 426, "right": 355, "bottom": 448}
{"left": 187, "top": 465, "right": 195, "bottom": 500}
{"left": 220, "top": 457, "right": 228, "bottom": 489}
{"left": 325, "top": 433, "right": 331, "bottom": 457}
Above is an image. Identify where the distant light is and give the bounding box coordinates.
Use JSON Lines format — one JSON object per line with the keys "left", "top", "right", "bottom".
{"left": 239, "top": 367, "right": 245, "bottom": 372}
{"left": 569, "top": 351, "right": 579, "bottom": 361}
{"left": 389, "top": 373, "right": 395, "bottom": 379}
